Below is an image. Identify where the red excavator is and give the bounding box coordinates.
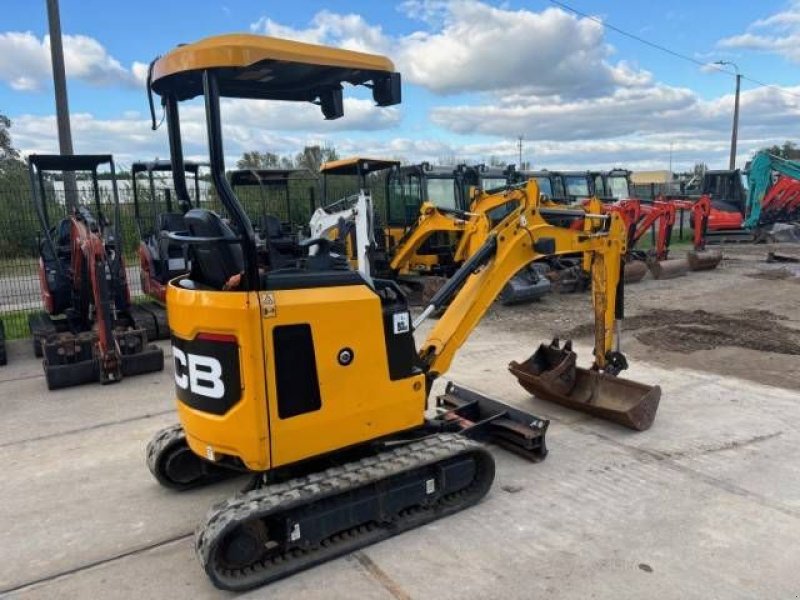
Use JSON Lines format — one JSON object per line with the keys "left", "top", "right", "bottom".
{"left": 604, "top": 195, "right": 722, "bottom": 280}
{"left": 28, "top": 154, "right": 164, "bottom": 389}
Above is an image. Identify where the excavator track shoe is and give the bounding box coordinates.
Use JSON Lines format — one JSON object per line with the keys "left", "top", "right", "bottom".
{"left": 686, "top": 249, "right": 722, "bottom": 271}
{"left": 129, "top": 302, "right": 171, "bottom": 341}
{"left": 647, "top": 258, "right": 688, "bottom": 280}
{"left": 509, "top": 340, "right": 661, "bottom": 431}
{"left": 195, "top": 433, "right": 495, "bottom": 591}
{"left": 147, "top": 424, "right": 240, "bottom": 490}
{"left": 623, "top": 260, "right": 648, "bottom": 283}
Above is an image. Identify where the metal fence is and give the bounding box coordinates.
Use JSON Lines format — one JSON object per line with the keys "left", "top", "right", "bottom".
{"left": 0, "top": 175, "right": 319, "bottom": 340}
{"left": 0, "top": 174, "right": 688, "bottom": 341}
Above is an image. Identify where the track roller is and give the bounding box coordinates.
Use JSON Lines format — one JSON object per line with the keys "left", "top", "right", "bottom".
{"left": 147, "top": 424, "right": 240, "bottom": 491}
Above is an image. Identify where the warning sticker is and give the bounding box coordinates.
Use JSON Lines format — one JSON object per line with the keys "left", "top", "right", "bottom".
{"left": 261, "top": 293, "right": 277, "bottom": 318}
{"left": 393, "top": 311, "right": 410, "bottom": 334}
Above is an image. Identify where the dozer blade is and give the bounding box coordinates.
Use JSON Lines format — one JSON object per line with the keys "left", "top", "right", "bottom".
{"left": 623, "top": 260, "right": 648, "bottom": 283}
{"left": 508, "top": 341, "right": 661, "bottom": 431}
{"left": 686, "top": 249, "right": 722, "bottom": 271}
{"left": 437, "top": 382, "right": 549, "bottom": 461}
{"left": 647, "top": 258, "right": 688, "bottom": 280}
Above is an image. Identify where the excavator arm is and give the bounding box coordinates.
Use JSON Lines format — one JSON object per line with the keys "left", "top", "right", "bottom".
{"left": 416, "top": 180, "right": 626, "bottom": 378}
{"left": 388, "top": 202, "right": 469, "bottom": 273}
{"left": 410, "top": 180, "right": 659, "bottom": 432}
{"left": 746, "top": 151, "right": 800, "bottom": 228}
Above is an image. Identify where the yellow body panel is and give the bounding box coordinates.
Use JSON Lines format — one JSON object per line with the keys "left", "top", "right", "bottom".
{"left": 167, "top": 279, "right": 424, "bottom": 472}
{"left": 262, "top": 286, "right": 425, "bottom": 466}
{"left": 152, "top": 34, "right": 394, "bottom": 84}
{"left": 167, "top": 285, "right": 270, "bottom": 470}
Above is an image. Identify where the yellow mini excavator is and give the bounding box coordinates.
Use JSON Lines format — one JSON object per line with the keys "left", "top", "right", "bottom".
{"left": 144, "top": 34, "right": 661, "bottom": 592}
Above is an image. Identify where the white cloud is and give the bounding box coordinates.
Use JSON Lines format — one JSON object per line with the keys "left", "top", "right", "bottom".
{"left": 11, "top": 95, "right": 401, "bottom": 166}
{"left": 250, "top": 1, "right": 650, "bottom": 97}
{"left": 0, "top": 31, "right": 140, "bottom": 91}
{"left": 718, "top": 2, "right": 800, "bottom": 62}
{"left": 431, "top": 82, "right": 800, "bottom": 144}
{"left": 7, "top": 1, "right": 799, "bottom": 173}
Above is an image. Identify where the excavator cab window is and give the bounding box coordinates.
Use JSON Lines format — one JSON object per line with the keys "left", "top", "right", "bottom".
{"left": 387, "top": 169, "right": 423, "bottom": 226}
{"left": 593, "top": 175, "right": 605, "bottom": 197}
{"left": 535, "top": 176, "right": 553, "bottom": 197}
{"left": 482, "top": 177, "right": 506, "bottom": 191}
{"left": 564, "top": 175, "right": 590, "bottom": 199}
{"left": 607, "top": 175, "right": 631, "bottom": 200}
{"left": 426, "top": 177, "right": 457, "bottom": 210}
{"left": 551, "top": 176, "right": 566, "bottom": 201}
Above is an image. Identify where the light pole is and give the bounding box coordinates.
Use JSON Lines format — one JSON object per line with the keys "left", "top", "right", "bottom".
{"left": 517, "top": 135, "right": 523, "bottom": 169}
{"left": 715, "top": 60, "right": 741, "bottom": 171}
{"left": 46, "top": 0, "right": 77, "bottom": 208}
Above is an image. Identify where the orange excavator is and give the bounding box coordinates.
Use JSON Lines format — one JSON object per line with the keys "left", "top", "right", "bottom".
{"left": 28, "top": 154, "right": 164, "bottom": 389}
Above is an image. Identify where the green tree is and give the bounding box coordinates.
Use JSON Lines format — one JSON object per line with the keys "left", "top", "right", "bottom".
{"left": 294, "top": 144, "right": 338, "bottom": 175}
{"left": 0, "top": 114, "right": 26, "bottom": 183}
{"left": 237, "top": 151, "right": 280, "bottom": 170}
{"left": 757, "top": 141, "right": 798, "bottom": 159}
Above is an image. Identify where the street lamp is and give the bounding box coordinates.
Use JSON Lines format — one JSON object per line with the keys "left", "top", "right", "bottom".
{"left": 714, "top": 60, "right": 741, "bottom": 171}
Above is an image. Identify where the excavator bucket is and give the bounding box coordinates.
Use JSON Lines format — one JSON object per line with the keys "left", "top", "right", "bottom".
{"left": 686, "top": 249, "right": 722, "bottom": 271}
{"left": 508, "top": 340, "right": 661, "bottom": 431}
{"left": 647, "top": 257, "right": 688, "bottom": 280}
{"left": 623, "top": 260, "right": 648, "bottom": 283}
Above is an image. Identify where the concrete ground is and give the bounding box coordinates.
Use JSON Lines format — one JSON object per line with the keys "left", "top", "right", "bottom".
{"left": 1, "top": 244, "right": 799, "bottom": 599}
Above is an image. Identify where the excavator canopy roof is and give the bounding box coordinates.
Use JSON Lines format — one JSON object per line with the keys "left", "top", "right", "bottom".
{"left": 150, "top": 34, "right": 397, "bottom": 103}
{"left": 29, "top": 154, "right": 114, "bottom": 172}
{"left": 320, "top": 157, "right": 400, "bottom": 176}
{"left": 228, "top": 169, "right": 300, "bottom": 186}
{"left": 131, "top": 160, "right": 207, "bottom": 175}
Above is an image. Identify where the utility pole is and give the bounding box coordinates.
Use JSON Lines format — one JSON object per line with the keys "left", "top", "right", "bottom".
{"left": 669, "top": 141, "right": 673, "bottom": 174}
{"left": 46, "top": 0, "right": 77, "bottom": 209}
{"left": 715, "top": 60, "right": 741, "bottom": 170}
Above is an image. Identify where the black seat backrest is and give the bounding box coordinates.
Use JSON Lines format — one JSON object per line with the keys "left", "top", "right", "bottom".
{"left": 184, "top": 209, "right": 244, "bottom": 290}
{"left": 259, "top": 214, "right": 284, "bottom": 239}
{"left": 156, "top": 212, "right": 187, "bottom": 233}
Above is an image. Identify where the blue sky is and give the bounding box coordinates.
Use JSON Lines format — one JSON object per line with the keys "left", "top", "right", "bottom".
{"left": 2, "top": 0, "right": 799, "bottom": 171}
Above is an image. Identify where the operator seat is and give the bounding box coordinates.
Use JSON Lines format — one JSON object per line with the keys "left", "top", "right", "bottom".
{"left": 183, "top": 209, "right": 243, "bottom": 290}
{"left": 154, "top": 212, "right": 189, "bottom": 281}
{"left": 258, "top": 214, "right": 300, "bottom": 269}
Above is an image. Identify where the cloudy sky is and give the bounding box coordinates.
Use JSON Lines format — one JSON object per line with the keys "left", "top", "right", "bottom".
{"left": 2, "top": 0, "right": 799, "bottom": 171}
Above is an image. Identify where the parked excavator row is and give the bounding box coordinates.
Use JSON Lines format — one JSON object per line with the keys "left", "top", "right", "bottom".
{"left": 27, "top": 154, "right": 164, "bottom": 389}
{"left": 143, "top": 33, "right": 661, "bottom": 592}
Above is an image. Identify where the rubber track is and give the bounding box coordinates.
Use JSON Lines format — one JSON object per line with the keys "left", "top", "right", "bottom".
{"left": 146, "top": 424, "right": 238, "bottom": 490}
{"left": 197, "top": 433, "right": 494, "bottom": 592}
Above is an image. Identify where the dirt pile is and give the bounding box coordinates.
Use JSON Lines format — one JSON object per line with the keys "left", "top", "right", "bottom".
{"left": 569, "top": 308, "right": 800, "bottom": 355}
